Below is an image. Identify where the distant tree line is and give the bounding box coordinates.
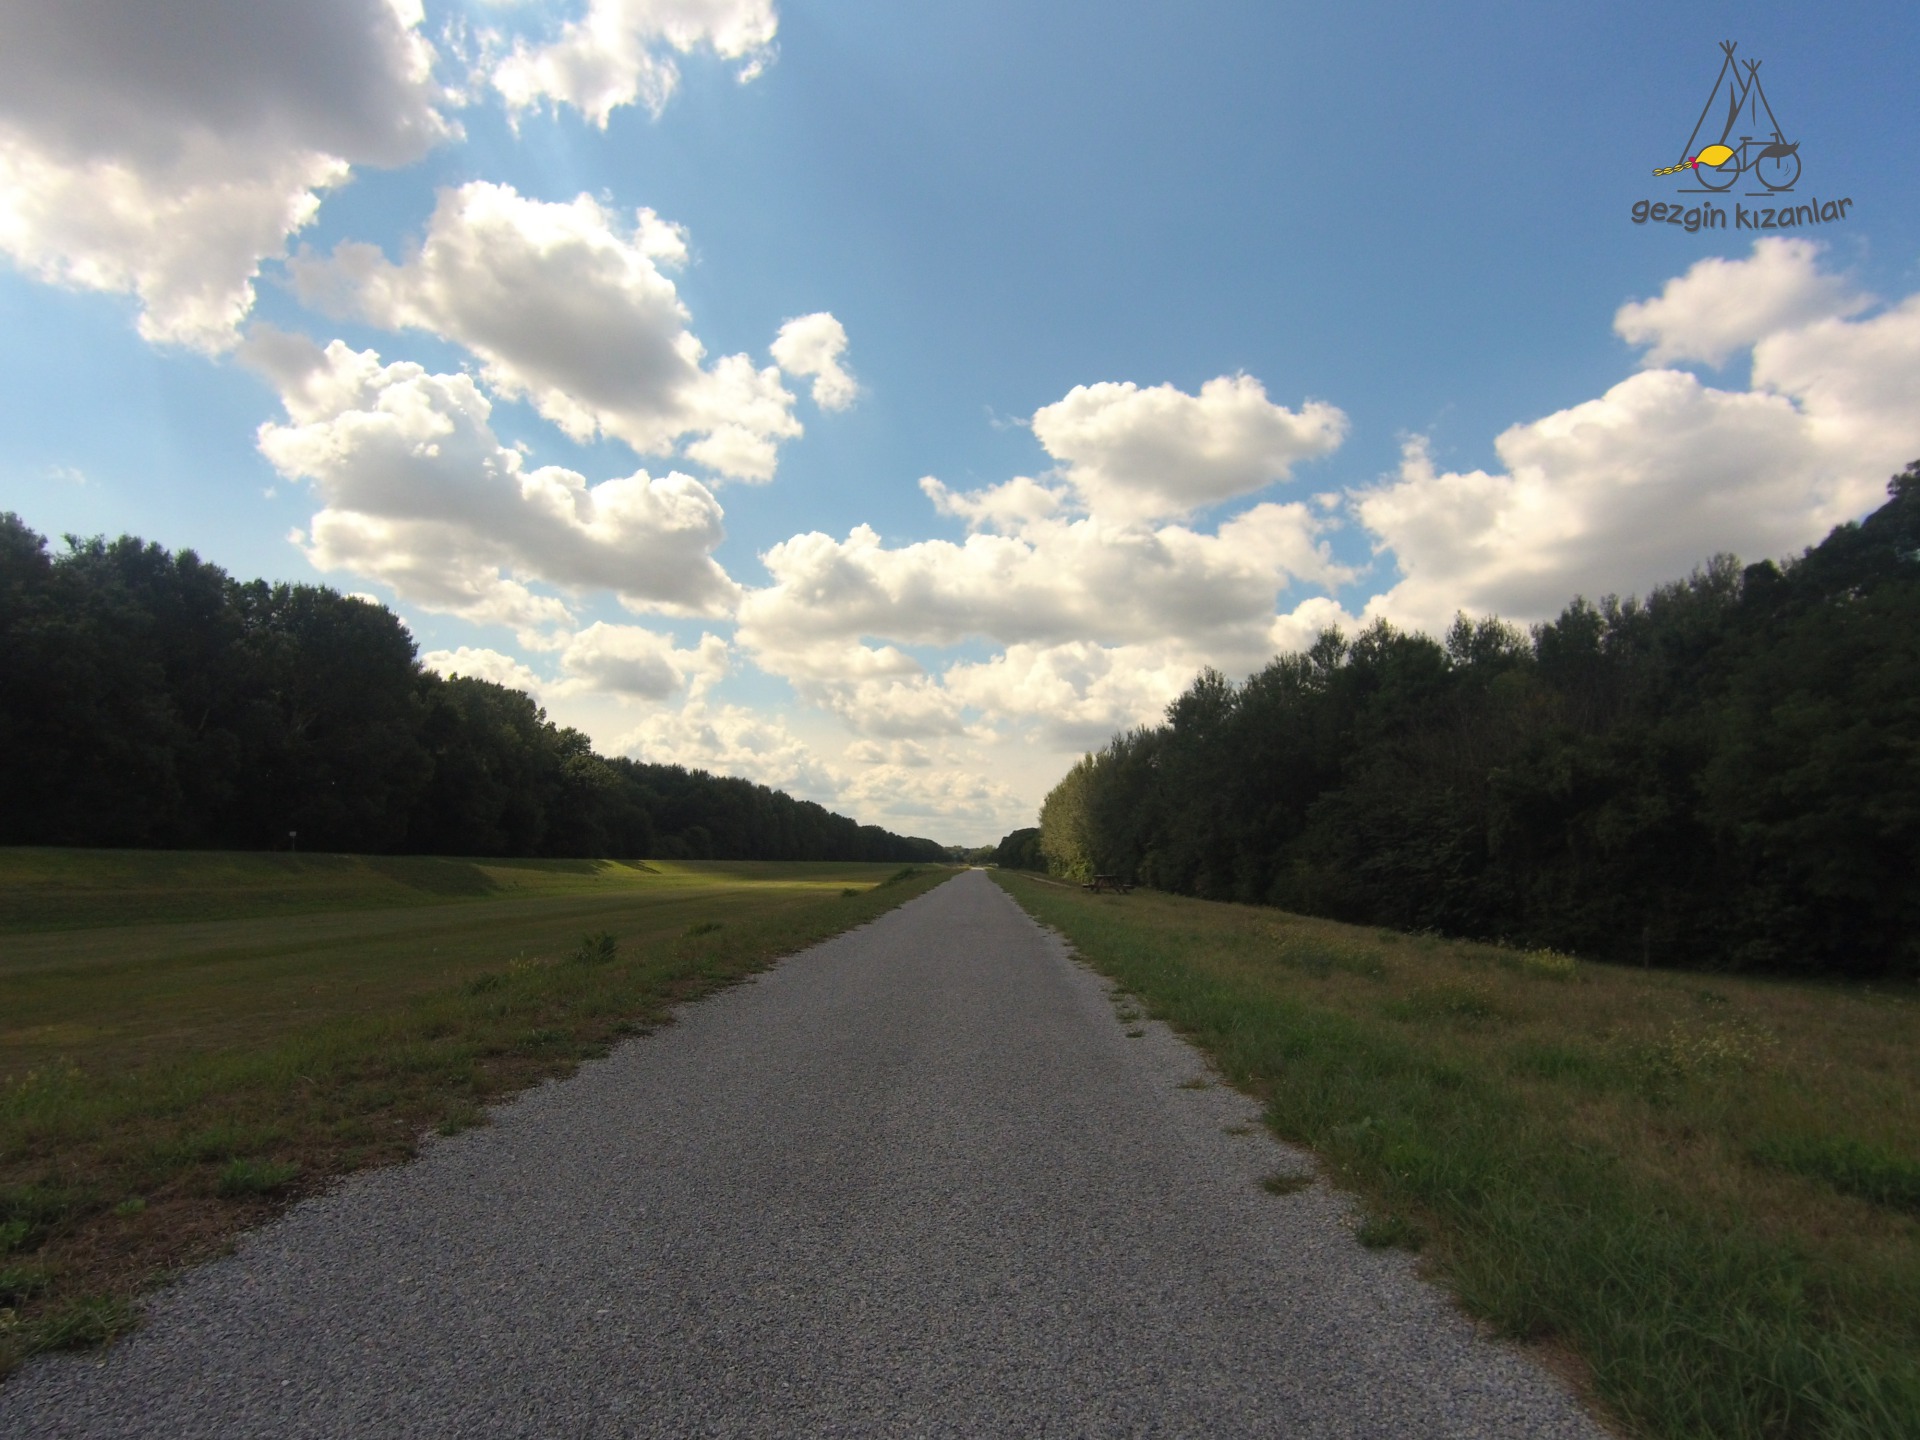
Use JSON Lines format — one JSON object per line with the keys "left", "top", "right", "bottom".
{"left": 1027, "top": 465, "right": 1920, "bottom": 978}
{"left": 0, "top": 516, "right": 946, "bottom": 863}
{"left": 990, "top": 826, "right": 1046, "bottom": 871}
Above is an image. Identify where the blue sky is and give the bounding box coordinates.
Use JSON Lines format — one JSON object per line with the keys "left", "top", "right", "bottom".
{"left": 3, "top": 0, "right": 1917, "bottom": 843}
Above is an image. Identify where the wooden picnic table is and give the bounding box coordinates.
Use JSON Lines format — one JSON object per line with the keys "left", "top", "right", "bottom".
{"left": 1083, "top": 874, "right": 1134, "bottom": 894}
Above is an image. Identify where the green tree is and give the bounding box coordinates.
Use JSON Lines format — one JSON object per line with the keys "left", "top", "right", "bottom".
{"left": 1039, "top": 756, "right": 1097, "bottom": 880}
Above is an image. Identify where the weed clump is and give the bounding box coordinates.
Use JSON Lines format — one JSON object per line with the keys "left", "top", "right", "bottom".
{"left": 0, "top": 1183, "right": 89, "bottom": 1255}
{"left": 879, "top": 867, "right": 921, "bottom": 886}
{"left": 1519, "top": 947, "right": 1578, "bottom": 980}
{"left": 435, "top": 1103, "right": 486, "bottom": 1138}
{"left": 684, "top": 921, "right": 723, "bottom": 938}
{"left": 1641, "top": 1019, "right": 1774, "bottom": 1082}
{"left": 0, "top": 1265, "right": 50, "bottom": 1305}
{"left": 27, "top": 1294, "right": 135, "bottom": 1351}
{"left": 569, "top": 931, "right": 618, "bottom": 965}
{"left": 215, "top": 1159, "right": 299, "bottom": 1198}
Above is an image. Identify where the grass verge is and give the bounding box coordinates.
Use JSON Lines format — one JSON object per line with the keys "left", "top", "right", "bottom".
{"left": 1, "top": 854, "right": 953, "bottom": 1378}
{"left": 991, "top": 872, "right": 1920, "bottom": 1440}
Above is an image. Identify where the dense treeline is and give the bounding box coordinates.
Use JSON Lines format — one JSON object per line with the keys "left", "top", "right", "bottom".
{"left": 0, "top": 516, "right": 946, "bottom": 863}
{"left": 1036, "top": 465, "right": 1920, "bottom": 977}
{"left": 990, "top": 826, "right": 1046, "bottom": 871}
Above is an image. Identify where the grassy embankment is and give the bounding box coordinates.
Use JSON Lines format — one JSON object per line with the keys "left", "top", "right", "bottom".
{"left": 993, "top": 872, "right": 1919, "bottom": 1440}
{"left": 0, "top": 849, "right": 951, "bottom": 1377}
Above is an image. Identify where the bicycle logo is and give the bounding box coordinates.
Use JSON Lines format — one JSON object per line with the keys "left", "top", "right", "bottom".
{"left": 1658, "top": 41, "right": 1801, "bottom": 194}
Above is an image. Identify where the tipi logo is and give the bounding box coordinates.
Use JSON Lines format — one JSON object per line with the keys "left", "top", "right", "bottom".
{"left": 1631, "top": 41, "right": 1853, "bottom": 233}
{"left": 1663, "top": 41, "right": 1799, "bottom": 193}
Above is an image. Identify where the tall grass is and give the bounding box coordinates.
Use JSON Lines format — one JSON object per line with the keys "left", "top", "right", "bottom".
{"left": 994, "top": 873, "right": 1920, "bottom": 1440}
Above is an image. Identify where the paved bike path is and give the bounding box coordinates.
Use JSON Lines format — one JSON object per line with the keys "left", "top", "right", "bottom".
{"left": 0, "top": 870, "right": 1604, "bottom": 1437}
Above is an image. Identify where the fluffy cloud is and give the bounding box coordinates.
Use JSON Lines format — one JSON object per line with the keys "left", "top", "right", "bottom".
{"left": 844, "top": 739, "right": 936, "bottom": 769}
{"left": 617, "top": 700, "right": 838, "bottom": 798}
{"left": 732, "top": 372, "right": 1352, "bottom": 745}
{"left": 293, "top": 183, "right": 803, "bottom": 480}
{"left": 836, "top": 758, "right": 1029, "bottom": 836}
{"left": 421, "top": 645, "right": 548, "bottom": 692}
{"left": 799, "top": 664, "right": 971, "bottom": 741}
{"left": 248, "top": 329, "right": 740, "bottom": 644}
{"left": 941, "top": 641, "right": 1206, "bottom": 750}
{"left": 0, "top": 0, "right": 451, "bottom": 350}
{"left": 771, "top": 312, "right": 858, "bottom": 411}
{"left": 923, "top": 474, "right": 1065, "bottom": 533}
{"left": 1031, "top": 374, "right": 1347, "bottom": 520}
{"left": 423, "top": 627, "right": 726, "bottom": 708}
{"left": 611, "top": 694, "right": 1027, "bottom": 837}
{"left": 491, "top": 0, "right": 778, "bottom": 126}
{"left": 1358, "top": 242, "right": 1920, "bottom": 636}
{"left": 745, "top": 490, "right": 1344, "bottom": 658}
{"left": 737, "top": 503, "right": 1344, "bottom": 737}
{"left": 1749, "top": 292, "right": 1920, "bottom": 465}
{"left": 554, "top": 622, "right": 728, "bottom": 700}
{"left": 1614, "top": 237, "right": 1868, "bottom": 367}
{"left": 1269, "top": 595, "right": 1364, "bottom": 656}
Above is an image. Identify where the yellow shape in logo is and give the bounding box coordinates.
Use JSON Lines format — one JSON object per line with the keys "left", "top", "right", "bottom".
{"left": 1652, "top": 144, "right": 1738, "bottom": 177}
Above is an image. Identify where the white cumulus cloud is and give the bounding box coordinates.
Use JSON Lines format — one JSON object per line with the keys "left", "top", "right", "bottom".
{"left": 617, "top": 700, "right": 839, "bottom": 799}
{"left": 491, "top": 0, "right": 778, "bottom": 126}
{"left": 1358, "top": 242, "right": 1920, "bottom": 637}
{"left": 292, "top": 183, "right": 802, "bottom": 481}
{"left": 941, "top": 640, "right": 1207, "bottom": 750}
{"left": 1614, "top": 237, "right": 1869, "bottom": 368}
{"left": 248, "top": 329, "right": 741, "bottom": 646}
{"left": 744, "top": 494, "right": 1344, "bottom": 660}
{"left": 837, "top": 758, "right": 1028, "bottom": 836}
{"left": 0, "top": 0, "right": 452, "bottom": 350}
{"left": 771, "top": 312, "right": 858, "bottom": 411}
{"left": 554, "top": 622, "right": 728, "bottom": 700}
{"left": 421, "top": 645, "right": 548, "bottom": 693}
{"left": 1031, "top": 374, "right": 1347, "bottom": 521}
{"left": 424, "top": 629, "right": 728, "bottom": 722}
{"left": 734, "top": 372, "right": 1352, "bottom": 746}
{"left": 844, "top": 739, "right": 936, "bottom": 769}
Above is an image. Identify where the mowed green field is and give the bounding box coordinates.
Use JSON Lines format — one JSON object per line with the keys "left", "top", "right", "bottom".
{"left": 0, "top": 851, "right": 926, "bottom": 1074}
{"left": 0, "top": 849, "right": 953, "bottom": 1375}
{"left": 994, "top": 872, "right": 1920, "bottom": 1440}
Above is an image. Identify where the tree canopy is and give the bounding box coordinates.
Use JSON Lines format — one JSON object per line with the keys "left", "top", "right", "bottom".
{"left": 0, "top": 519, "right": 946, "bottom": 864}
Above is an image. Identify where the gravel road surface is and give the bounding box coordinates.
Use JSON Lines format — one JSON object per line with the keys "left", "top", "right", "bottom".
{"left": 1, "top": 870, "right": 1606, "bottom": 1437}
